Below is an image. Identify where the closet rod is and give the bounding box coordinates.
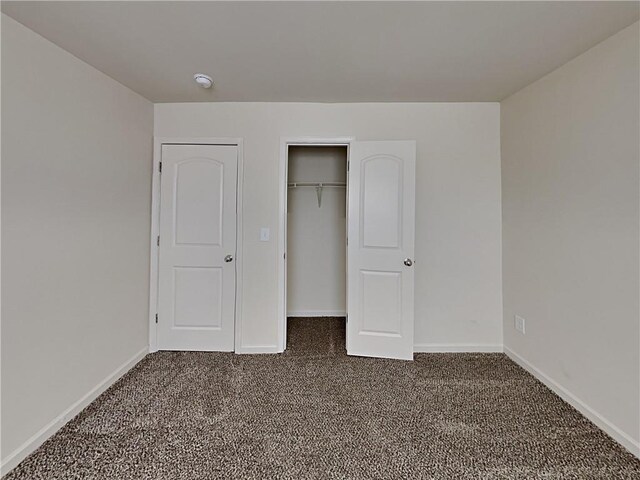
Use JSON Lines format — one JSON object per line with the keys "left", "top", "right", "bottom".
{"left": 287, "top": 182, "right": 346, "bottom": 188}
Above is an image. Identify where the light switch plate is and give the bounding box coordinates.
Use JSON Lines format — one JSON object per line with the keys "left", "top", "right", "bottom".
{"left": 515, "top": 315, "right": 526, "bottom": 335}
{"left": 260, "top": 227, "right": 270, "bottom": 242}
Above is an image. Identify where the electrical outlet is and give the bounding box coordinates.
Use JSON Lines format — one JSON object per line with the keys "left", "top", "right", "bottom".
{"left": 514, "top": 315, "right": 526, "bottom": 335}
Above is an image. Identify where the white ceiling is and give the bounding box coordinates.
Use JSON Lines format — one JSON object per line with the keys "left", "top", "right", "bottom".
{"left": 2, "top": 1, "right": 638, "bottom": 103}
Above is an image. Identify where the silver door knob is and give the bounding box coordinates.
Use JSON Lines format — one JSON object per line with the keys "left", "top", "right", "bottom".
{"left": 404, "top": 258, "right": 413, "bottom": 267}
{"left": 224, "top": 255, "right": 234, "bottom": 263}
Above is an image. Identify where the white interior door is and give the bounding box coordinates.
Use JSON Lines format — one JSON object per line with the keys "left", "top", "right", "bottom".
{"left": 158, "top": 144, "right": 237, "bottom": 351}
{"left": 347, "top": 141, "right": 416, "bottom": 360}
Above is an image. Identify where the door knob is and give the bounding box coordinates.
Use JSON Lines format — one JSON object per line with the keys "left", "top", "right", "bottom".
{"left": 404, "top": 258, "right": 413, "bottom": 267}
{"left": 224, "top": 255, "right": 234, "bottom": 263}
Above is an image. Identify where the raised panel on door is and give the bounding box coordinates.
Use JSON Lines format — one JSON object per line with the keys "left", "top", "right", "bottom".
{"left": 360, "top": 270, "right": 402, "bottom": 336}
{"left": 348, "top": 141, "right": 416, "bottom": 360}
{"left": 158, "top": 144, "right": 237, "bottom": 351}
{"left": 175, "top": 159, "right": 224, "bottom": 246}
{"left": 173, "top": 267, "right": 223, "bottom": 329}
{"left": 361, "top": 156, "right": 402, "bottom": 249}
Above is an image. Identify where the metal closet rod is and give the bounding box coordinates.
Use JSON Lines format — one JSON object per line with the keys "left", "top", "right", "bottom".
{"left": 287, "top": 182, "right": 346, "bottom": 188}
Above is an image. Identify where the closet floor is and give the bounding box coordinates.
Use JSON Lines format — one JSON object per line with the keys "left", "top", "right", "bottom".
{"left": 5, "top": 318, "right": 639, "bottom": 479}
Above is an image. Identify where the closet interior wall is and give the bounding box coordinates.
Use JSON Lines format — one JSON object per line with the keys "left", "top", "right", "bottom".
{"left": 287, "top": 146, "right": 348, "bottom": 318}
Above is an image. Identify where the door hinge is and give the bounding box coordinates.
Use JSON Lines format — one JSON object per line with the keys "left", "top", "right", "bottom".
{"left": 284, "top": 252, "right": 286, "bottom": 260}
{"left": 159, "top": 161, "right": 162, "bottom": 174}
{"left": 347, "top": 160, "right": 350, "bottom": 172}
{"left": 155, "top": 313, "right": 158, "bottom": 324}
{"left": 157, "top": 235, "right": 160, "bottom": 246}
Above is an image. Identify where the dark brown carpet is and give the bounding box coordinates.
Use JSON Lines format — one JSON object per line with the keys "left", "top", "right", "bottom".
{"left": 4, "top": 317, "right": 640, "bottom": 479}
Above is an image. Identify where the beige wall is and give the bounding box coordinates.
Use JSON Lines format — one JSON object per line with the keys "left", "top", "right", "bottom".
{"left": 155, "top": 101, "right": 503, "bottom": 351}
{"left": 1, "top": 14, "right": 153, "bottom": 464}
{"left": 501, "top": 21, "right": 640, "bottom": 452}
{"left": 287, "top": 147, "right": 347, "bottom": 316}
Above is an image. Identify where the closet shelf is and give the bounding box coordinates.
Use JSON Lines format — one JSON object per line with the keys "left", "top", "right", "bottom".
{"left": 288, "top": 182, "right": 346, "bottom": 207}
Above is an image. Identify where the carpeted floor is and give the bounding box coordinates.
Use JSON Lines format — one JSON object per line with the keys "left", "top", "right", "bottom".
{"left": 4, "top": 317, "right": 640, "bottom": 479}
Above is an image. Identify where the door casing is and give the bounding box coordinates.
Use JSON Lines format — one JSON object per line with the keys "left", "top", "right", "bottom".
{"left": 149, "top": 137, "right": 244, "bottom": 353}
{"left": 278, "top": 137, "right": 354, "bottom": 352}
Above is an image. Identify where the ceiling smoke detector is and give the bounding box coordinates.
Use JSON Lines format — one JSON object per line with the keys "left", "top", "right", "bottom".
{"left": 193, "top": 73, "right": 213, "bottom": 89}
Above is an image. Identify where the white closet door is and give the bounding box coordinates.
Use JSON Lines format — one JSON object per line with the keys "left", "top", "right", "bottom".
{"left": 347, "top": 141, "right": 416, "bottom": 360}
{"left": 157, "top": 144, "right": 237, "bottom": 351}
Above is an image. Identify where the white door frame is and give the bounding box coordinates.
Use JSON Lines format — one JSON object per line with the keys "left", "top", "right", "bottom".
{"left": 277, "top": 137, "right": 354, "bottom": 352}
{"left": 149, "top": 137, "right": 244, "bottom": 353}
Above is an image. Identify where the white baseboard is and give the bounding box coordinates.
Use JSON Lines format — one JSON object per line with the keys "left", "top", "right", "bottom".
{"left": 287, "top": 311, "right": 347, "bottom": 317}
{"left": 504, "top": 346, "right": 640, "bottom": 459}
{"left": 413, "top": 343, "right": 503, "bottom": 353}
{"left": 236, "top": 345, "right": 282, "bottom": 354}
{"left": 0, "top": 346, "right": 149, "bottom": 476}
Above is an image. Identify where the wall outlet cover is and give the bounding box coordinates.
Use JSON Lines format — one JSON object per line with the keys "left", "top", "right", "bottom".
{"left": 515, "top": 315, "right": 526, "bottom": 334}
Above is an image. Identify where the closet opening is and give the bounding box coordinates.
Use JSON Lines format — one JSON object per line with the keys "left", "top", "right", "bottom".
{"left": 284, "top": 145, "right": 349, "bottom": 353}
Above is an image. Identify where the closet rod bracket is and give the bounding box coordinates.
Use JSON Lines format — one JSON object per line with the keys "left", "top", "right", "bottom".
{"left": 315, "top": 184, "right": 323, "bottom": 208}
